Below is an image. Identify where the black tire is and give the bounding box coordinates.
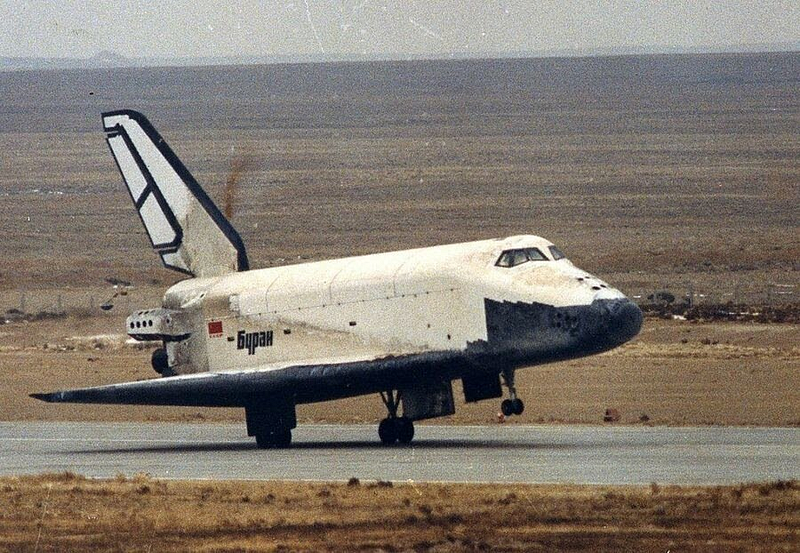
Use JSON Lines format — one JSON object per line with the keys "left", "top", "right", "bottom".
{"left": 396, "top": 417, "right": 415, "bottom": 444}
{"left": 151, "top": 348, "right": 169, "bottom": 375}
{"left": 272, "top": 428, "right": 292, "bottom": 448}
{"left": 255, "top": 433, "right": 271, "bottom": 449}
{"left": 255, "top": 429, "right": 292, "bottom": 449}
{"left": 501, "top": 399, "right": 515, "bottom": 417}
{"left": 512, "top": 398, "right": 525, "bottom": 416}
{"left": 378, "top": 418, "right": 398, "bottom": 445}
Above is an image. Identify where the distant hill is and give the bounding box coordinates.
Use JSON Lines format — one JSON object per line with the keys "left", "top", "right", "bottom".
{"left": 2, "top": 42, "right": 798, "bottom": 71}
{"left": 0, "top": 51, "right": 133, "bottom": 71}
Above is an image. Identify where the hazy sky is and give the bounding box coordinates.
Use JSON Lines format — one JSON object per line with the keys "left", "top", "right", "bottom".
{"left": 2, "top": 0, "right": 797, "bottom": 59}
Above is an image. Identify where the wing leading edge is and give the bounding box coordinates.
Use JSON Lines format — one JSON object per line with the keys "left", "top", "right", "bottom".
{"left": 30, "top": 350, "right": 470, "bottom": 408}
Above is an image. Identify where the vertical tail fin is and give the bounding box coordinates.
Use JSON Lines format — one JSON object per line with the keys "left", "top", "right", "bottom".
{"left": 102, "top": 110, "right": 249, "bottom": 277}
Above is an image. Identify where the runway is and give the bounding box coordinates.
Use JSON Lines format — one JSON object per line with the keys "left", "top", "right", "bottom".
{"left": 1, "top": 422, "right": 797, "bottom": 485}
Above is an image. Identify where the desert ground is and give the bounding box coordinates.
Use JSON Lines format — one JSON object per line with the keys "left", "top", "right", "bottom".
{"left": 0, "top": 53, "right": 798, "bottom": 426}
{"left": 0, "top": 52, "right": 797, "bottom": 427}
{"left": 1, "top": 473, "right": 797, "bottom": 552}
{"left": 0, "top": 52, "right": 797, "bottom": 551}
{"left": 0, "top": 53, "right": 797, "bottom": 299}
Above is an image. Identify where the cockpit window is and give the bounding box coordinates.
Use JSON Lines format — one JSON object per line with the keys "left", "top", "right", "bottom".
{"left": 495, "top": 247, "right": 548, "bottom": 267}
{"left": 525, "top": 247, "right": 547, "bottom": 261}
{"left": 495, "top": 251, "right": 518, "bottom": 267}
{"left": 496, "top": 249, "right": 526, "bottom": 267}
{"left": 548, "top": 245, "right": 566, "bottom": 260}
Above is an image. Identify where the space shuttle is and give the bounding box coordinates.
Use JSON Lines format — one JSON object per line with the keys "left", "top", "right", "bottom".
{"left": 33, "top": 110, "right": 643, "bottom": 448}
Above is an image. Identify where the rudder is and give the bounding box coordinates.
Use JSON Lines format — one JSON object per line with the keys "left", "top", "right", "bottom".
{"left": 102, "top": 110, "right": 249, "bottom": 277}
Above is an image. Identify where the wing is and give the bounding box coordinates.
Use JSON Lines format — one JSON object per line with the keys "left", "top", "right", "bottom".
{"left": 31, "top": 351, "right": 466, "bottom": 407}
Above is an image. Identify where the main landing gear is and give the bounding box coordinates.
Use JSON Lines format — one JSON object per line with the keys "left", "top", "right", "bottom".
{"left": 246, "top": 402, "right": 295, "bottom": 449}
{"left": 255, "top": 428, "right": 292, "bottom": 449}
{"left": 378, "top": 390, "right": 415, "bottom": 445}
{"left": 501, "top": 369, "right": 525, "bottom": 417}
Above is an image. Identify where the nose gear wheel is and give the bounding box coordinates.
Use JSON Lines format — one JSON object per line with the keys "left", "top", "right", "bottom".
{"left": 501, "top": 369, "right": 525, "bottom": 417}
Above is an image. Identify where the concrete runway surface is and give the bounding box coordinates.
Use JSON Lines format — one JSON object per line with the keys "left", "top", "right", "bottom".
{"left": 1, "top": 422, "right": 797, "bottom": 485}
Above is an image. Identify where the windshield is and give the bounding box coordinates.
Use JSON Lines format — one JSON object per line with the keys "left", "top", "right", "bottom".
{"left": 548, "top": 245, "right": 566, "bottom": 260}
{"left": 495, "top": 247, "right": 549, "bottom": 268}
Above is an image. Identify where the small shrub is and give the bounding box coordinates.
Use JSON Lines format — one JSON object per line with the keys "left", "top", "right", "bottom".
{"left": 413, "top": 540, "right": 434, "bottom": 552}
{"left": 650, "top": 482, "right": 661, "bottom": 495}
{"left": 757, "top": 480, "right": 797, "bottom": 496}
{"left": 44, "top": 471, "right": 86, "bottom": 482}
{"left": 498, "top": 492, "right": 517, "bottom": 505}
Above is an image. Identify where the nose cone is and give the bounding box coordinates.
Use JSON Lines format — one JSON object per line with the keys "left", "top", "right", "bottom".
{"left": 608, "top": 299, "right": 644, "bottom": 344}
{"left": 591, "top": 298, "right": 643, "bottom": 349}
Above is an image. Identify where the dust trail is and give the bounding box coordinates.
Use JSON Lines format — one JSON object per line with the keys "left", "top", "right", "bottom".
{"left": 303, "top": 0, "right": 325, "bottom": 53}
{"left": 223, "top": 154, "right": 255, "bottom": 220}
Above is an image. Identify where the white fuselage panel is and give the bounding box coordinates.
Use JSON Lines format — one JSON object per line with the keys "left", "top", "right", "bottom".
{"left": 160, "top": 235, "right": 624, "bottom": 374}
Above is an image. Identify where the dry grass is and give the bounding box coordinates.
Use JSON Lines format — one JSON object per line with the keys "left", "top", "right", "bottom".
{"left": 0, "top": 473, "right": 797, "bottom": 552}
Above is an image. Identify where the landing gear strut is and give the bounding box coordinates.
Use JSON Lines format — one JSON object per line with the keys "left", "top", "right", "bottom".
{"left": 378, "top": 390, "right": 414, "bottom": 445}
{"left": 501, "top": 369, "right": 525, "bottom": 417}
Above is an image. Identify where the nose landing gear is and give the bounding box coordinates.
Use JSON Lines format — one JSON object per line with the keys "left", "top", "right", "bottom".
{"left": 501, "top": 369, "right": 525, "bottom": 417}
{"left": 378, "top": 390, "right": 415, "bottom": 445}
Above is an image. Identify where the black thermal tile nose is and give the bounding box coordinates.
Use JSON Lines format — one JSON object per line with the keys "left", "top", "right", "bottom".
{"left": 603, "top": 299, "right": 643, "bottom": 346}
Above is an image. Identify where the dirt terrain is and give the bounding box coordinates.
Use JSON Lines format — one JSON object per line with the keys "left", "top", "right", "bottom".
{"left": 1, "top": 312, "right": 797, "bottom": 427}
{"left": 0, "top": 53, "right": 797, "bottom": 427}
{"left": 0, "top": 52, "right": 797, "bottom": 553}
{"left": 0, "top": 53, "right": 797, "bottom": 302}
{"left": 1, "top": 473, "right": 797, "bottom": 552}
